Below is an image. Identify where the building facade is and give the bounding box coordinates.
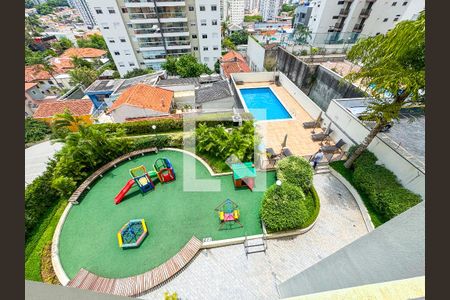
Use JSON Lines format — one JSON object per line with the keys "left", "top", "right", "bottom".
{"left": 86, "top": 0, "right": 221, "bottom": 76}
{"left": 68, "top": 0, "right": 97, "bottom": 28}
{"left": 259, "top": 0, "right": 283, "bottom": 21}
{"left": 228, "top": 0, "right": 245, "bottom": 25}
{"left": 305, "top": 0, "right": 425, "bottom": 45}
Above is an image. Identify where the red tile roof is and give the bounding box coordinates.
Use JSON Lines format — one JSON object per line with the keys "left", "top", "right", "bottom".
{"left": 221, "top": 61, "right": 251, "bottom": 78}
{"left": 50, "top": 57, "right": 75, "bottom": 72}
{"left": 33, "top": 99, "right": 93, "bottom": 118}
{"left": 25, "top": 65, "right": 52, "bottom": 82}
{"left": 221, "top": 50, "right": 246, "bottom": 63}
{"left": 61, "top": 47, "right": 107, "bottom": 59}
{"left": 110, "top": 84, "right": 173, "bottom": 113}
{"left": 25, "top": 82, "right": 38, "bottom": 91}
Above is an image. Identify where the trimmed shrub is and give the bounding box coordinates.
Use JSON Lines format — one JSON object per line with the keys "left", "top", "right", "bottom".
{"left": 352, "top": 150, "right": 421, "bottom": 220}
{"left": 25, "top": 117, "right": 51, "bottom": 144}
{"left": 260, "top": 183, "right": 309, "bottom": 232}
{"left": 129, "top": 134, "right": 183, "bottom": 151}
{"left": 276, "top": 156, "right": 314, "bottom": 193}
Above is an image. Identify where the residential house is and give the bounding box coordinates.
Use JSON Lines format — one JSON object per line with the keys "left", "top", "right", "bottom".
{"left": 220, "top": 50, "right": 251, "bottom": 79}
{"left": 25, "top": 65, "right": 61, "bottom": 98}
{"left": 195, "top": 80, "right": 236, "bottom": 111}
{"left": 25, "top": 83, "right": 44, "bottom": 117}
{"left": 60, "top": 47, "right": 108, "bottom": 63}
{"left": 33, "top": 99, "right": 94, "bottom": 130}
{"left": 108, "top": 84, "right": 174, "bottom": 123}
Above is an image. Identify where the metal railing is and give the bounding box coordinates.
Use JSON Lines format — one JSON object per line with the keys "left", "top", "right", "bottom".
{"left": 339, "top": 8, "right": 350, "bottom": 16}
{"left": 359, "top": 8, "right": 372, "bottom": 17}
{"left": 353, "top": 24, "right": 365, "bottom": 32}
{"left": 129, "top": 12, "right": 186, "bottom": 20}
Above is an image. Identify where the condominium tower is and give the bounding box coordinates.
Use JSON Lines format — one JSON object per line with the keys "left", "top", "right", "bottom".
{"left": 259, "top": 0, "right": 283, "bottom": 21}
{"left": 68, "top": 0, "right": 97, "bottom": 28}
{"left": 228, "top": 0, "right": 246, "bottom": 25}
{"left": 86, "top": 0, "right": 222, "bottom": 76}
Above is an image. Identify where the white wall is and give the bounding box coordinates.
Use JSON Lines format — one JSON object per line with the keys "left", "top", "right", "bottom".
{"left": 229, "top": 0, "right": 245, "bottom": 25}
{"left": 196, "top": 0, "right": 222, "bottom": 70}
{"left": 231, "top": 71, "right": 275, "bottom": 82}
{"left": 246, "top": 37, "right": 266, "bottom": 72}
{"left": 110, "top": 105, "right": 169, "bottom": 123}
{"left": 325, "top": 100, "right": 425, "bottom": 199}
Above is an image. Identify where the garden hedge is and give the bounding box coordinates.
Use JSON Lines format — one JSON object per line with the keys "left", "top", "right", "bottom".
{"left": 276, "top": 156, "right": 314, "bottom": 193}
{"left": 351, "top": 150, "right": 421, "bottom": 220}
{"left": 260, "top": 183, "right": 308, "bottom": 232}
{"left": 25, "top": 117, "right": 51, "bottom": 144}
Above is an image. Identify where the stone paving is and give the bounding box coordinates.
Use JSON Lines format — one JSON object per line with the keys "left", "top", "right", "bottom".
{"left": 140, "top": 173, "right": 369, "bottom": 300}
{"left": 25, "top": 141, "right": 63, "bottom": 186}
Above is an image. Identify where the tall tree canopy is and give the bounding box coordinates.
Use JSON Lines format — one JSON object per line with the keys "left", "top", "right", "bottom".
{"left": 162, "top": 55, "right": 211, "bottom": 78}
{"left": 343, "top": 11, "right": 425, "bottom": 168}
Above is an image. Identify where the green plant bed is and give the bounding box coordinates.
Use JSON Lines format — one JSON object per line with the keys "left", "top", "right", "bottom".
{"left": 302, "top": 186, "right": 321, "bottom": 229}
{"left": 25, "top": 199, "right": 68, "bottom": 281}
{"left": 330, "top": 161, "right": 386, "bottom": 227}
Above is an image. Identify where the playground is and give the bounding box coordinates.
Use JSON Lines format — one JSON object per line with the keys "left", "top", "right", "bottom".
{"left": 58, "top": 150, "right": 276, "bottom": 279}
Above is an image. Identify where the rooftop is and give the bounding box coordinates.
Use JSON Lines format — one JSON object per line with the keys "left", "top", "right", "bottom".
{"left": 25, "top": 82, "right": 38, "bottom": 91}
{"left": 61, "top": 47, "right": 107, "bottom": 59}
{"left": 50, "top": 57, "right": 74, "bottom": 72}
{"left": 195, "top": 80, "right": 233, "bottom": 104}
{"left": 110, "top": 84, "right": 173, "bottom": 113}
{"left": 221, "top": 60, "right": 251, "bottom": 79}
{"left": 221, "top": 50, "right": 246, "bottom": 63}
{"left": 25, "top": 65, "right": 52, "bottom": 82}
{"left": 33, "top": 99, "right": 93, "bottom": 118}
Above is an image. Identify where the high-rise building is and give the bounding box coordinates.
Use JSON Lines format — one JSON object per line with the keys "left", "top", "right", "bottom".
{"left": 259, "top": 0, "right": 283, "bottom": 21}
{"left": 85, "top": 0, "right": 222, "bottom": 76}
{"left": 306, "top": 0, "right": 425, "bottom": 44}
{"left": 68, "top": 0, "right": 97, "bottom": 28}
{"left": 228, "top": 0, "right": 246, "bottom": 25}
{"left": 244, "top": 0, "right": 260, "bottom": 14}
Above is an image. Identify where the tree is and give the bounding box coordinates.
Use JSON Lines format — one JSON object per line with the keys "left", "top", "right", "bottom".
{"left": 76, "top": 34, "right": 107, "bottom": 50}
{"left": 161, "top": 56, "right": 178, "bottom": 75}
{"left": 293, "top": 24, "right": 312, "bottom": 45}
{"left": 221, "top": 21, "right": 229, "bottom": 38}
{"left": 69, "top": 67, "right": 99, "bottom": 87}
{"left": 25, "top": 0, "right": 35, "bottom": 9}
{"left": 123, "top": 68, "right": 154, "bottom": 79}
{"left": 36, "top": 3, "right": 54, "bottom": 15}
{"left": 343, "top": 12, "right": 425, "bottom": 168}
{"left": 214, "top": 59, "right": 220, "bottom": 74}
{"left": 52, "top": 109, "right": 87, "bottom": 133}
{"left": 175, "top": 55, "right": 210, "bottom": 78}
{"left": 229, "top": 30, "right": 249, "bottom": 45}
{"left": 25, "top": 117, "right": 51, "bottom": 144}
{"left": 223, "top": 38, "right": 236, "bottom": 50}
{"left": 51, "top": 37, "right": 74, "bottom": 53}
{"left": 281, "top": 4, "right": 296, "bottom": 13}
{"left": 71, "top": 56, "right": 94, "bottom": 69}
{"left": 244, "top": 15, "right": 263, "bottom": 22}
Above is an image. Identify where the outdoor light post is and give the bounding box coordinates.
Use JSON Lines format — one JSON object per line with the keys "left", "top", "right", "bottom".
{"left": 152, "top": 125, "right": 156, "bottom": 134}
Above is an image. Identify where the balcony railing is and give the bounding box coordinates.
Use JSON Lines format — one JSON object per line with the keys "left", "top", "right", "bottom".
{"left": 129, "top": 12, "right": 186, "bottom": 20}
{"left": 339, "top": 8, "right": 350, "bottom": 17}
{"left": 353, "top": 23, "right": 365, "bottom": 32}
{"left": 125, "top": 0, "right": 185, "bottom": 3}
{"left": 139, "top": 42, "right": 165, "bottom": 48}
{"left": 331, "top": 22, "right": 344, "bottom": 31}
{"left": 360, "top": 8, "right": 372, "bottom": 17}
{"left": 365, "top": 0, "right": 376, "bottom": 3}
{"left": 134, "top": 26, "right": 188, "bottom": 34}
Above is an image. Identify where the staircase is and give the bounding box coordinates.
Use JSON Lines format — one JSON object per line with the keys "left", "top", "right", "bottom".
{"left": 314, "top": 162, "right": 330, "bottom": 175}
{"left": 244, "top": 235, "right": 267, "bottom": 257}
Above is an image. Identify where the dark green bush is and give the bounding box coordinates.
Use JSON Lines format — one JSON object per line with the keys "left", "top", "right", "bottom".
{"left": 25, "top": 118, "right": 51, "bottom": 144}
{"left": 276, "top": 156, "right": 314, "bottom": 193}
{"left": 129, "top": 134, "right": 179, "bottom": 151}
{"left": 260, "top": 183, "right": 309, "bottom": 232}
{"left": 351, "top": 150, "right": 421, "bottom": 220}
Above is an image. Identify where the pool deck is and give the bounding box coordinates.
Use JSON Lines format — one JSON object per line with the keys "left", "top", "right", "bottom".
{"left": 237, "top": 82, "right": 326, "bottom": 158}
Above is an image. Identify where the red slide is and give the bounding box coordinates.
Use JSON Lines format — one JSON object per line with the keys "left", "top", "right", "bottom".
{"left": 115, "top": 179, "right": 135, "bottom": 205}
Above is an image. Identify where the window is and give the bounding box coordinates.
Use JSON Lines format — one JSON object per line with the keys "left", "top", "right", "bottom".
{"left": 129, "top": 62, "right": 135, "bottom": 67}
{"left": 193, "top": 47, "right": 198, "bottom": 51}
{"left": 204, "top": 57, "right": 209, "bottom": 62}
{"left": 107, "top": 7, "right": 115, "bottom": 13}
{"left": 94, "top": 7, "right": 103, "bottom": 14}
{"left": 213, "top": 46, "right": 219, "bottom": 50}
{"left": 120, "top": 38, "right": 126, "bottom": 43}
{"left": 202, "top": 34, "right": 207, "bottom": 39}
{"left": 376, "top": 32, "right": 380, "bottom": 35}
{"left": 39, "top": 81, "right": 45, "bottom": 84}
{"left": 392, "top": 2, "right": 397, "bottom": 6}
{"left": 118, "top": 62, "right": 125, "bottom": 67}
{"left": 394, "top": 17, "right": 399, "bottom": 21}
{"left": 403, "top": 1, "right": 408, "bottom": 5}
{"left": 190, "top": 23, "right": 196, "bottom": 26}
{"left": 114, "top": 51, "right": 120, "bottom": 55}
{"left": 192, "top": 34, "right": 197, "bottom": 39}
{"left": 31, "top": 90, "right": 36, "bottom": 95}
{"left": 383, "top": 18, "right": 388, "bottom": 22}
{"left": 140, "top": 62, "right": 145, "bottom": 65}
{"left": 337, "top": 1, "right": 344, "bottom": 4}
{"left": 201, "top": 19, "right": 207, "bottom": 26}
{"left": 189, "top": 6, "right": 194, "bottom": 11}
{"left": 121, "top": 7, "right": 128, "bottom": 13}
{"left": 212, "top": 19, "right": 218, "bottom": 25}
{"left": 332, "top": 16, "right": 338, "bottom": 19}
{"left": 127, "top": 23, "right": 133, "bottom": 28}
{"left": 200, "top": 6, "right": 205, "bottom": 11}
{"left": 211, "top": 5, "right": 217, "bottom": 11}
{"left": 108, "top": 39, "right": 115, "bottom": 43}
{"left": 48, "top": 80, "right": 54, "bottom": 85}
{"left": 203, "top": 46, "right": 208, "bottom": 51}
{"left": 101, "top": 23, "right": 109, "bottom": 30}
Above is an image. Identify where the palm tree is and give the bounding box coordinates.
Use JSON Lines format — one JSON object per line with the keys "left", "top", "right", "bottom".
{"left": 39, "top": 61, "right": 61, "bottom": 91}
{"left": 52, "top": 109, "right": 86, "bottom": 132}
{"left": 343, "top": 12, "right": 425, "bottom": 168}
{"left": 221, "top": 21, "right": 229, "bottom": 39}
{"left": 293, "top": 24, "right": 312, "bottom": 45}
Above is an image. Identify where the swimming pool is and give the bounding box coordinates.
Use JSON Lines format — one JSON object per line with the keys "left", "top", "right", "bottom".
{"left": 239, "top": 87, "right": 292, "bottom": 121}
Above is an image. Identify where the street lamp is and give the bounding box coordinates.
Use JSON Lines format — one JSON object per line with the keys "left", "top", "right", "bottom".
{"left": 152, "top": 125, "right": 156, "bottom": 134}
{"left": 276, "top": 180, "right": 282, "bottom": 186}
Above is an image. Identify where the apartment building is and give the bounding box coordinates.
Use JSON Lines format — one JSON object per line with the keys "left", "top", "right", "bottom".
{"left": 68, "top": 0, "right": 97, "bottom": 28}
{"left": 306, "top": 0, "right": 424, "bottom": 45}
{"left": 259, "top": 0, "right": 283, "bottom": 21}
{"left": 228, "top": 0, "right": 246, "bottom": 25}
{"left": 244, "top": 0, "right": 259, "bottom": 14}
{"left": 85, "top": 0, "right": 221, "bottom": 76}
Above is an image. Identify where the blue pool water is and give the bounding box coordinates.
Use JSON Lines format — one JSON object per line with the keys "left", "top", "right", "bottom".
{"left": 240, "top": 87, "right": 292, "bottom": 121}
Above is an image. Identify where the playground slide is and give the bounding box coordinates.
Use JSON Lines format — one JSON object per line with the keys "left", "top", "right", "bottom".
{"left": 115, "top": 179, "right": 135, "bottom": 205}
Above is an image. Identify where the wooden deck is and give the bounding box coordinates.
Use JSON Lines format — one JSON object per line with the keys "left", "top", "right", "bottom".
{"left": 67, "top": 236, "right": 203, "bottom": 297}
{"left": 68, "top": 148, "right": 158, "bottom": 204}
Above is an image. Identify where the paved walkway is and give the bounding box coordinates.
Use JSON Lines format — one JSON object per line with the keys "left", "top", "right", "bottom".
{"left": 25, "top": 141, "right": 63, "bottom": 186}
{"left": 140, "top": 173, "right": 369, "bottom": 300}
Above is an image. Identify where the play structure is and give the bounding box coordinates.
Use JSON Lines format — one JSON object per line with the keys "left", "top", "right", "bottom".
{"left": 117, "top": 219, "right": 148, "bottom": 249}
{"left": 215, "top": 198, "right": 243, "bottom": 230}
{"left": 231, "top": 162, "right": 256, "bottom": 191}
{"left": 114, "top": 158, "right": 175, "bottom": 204}
{"left": 154, "top": 158, "right": 176, "bottom": 183}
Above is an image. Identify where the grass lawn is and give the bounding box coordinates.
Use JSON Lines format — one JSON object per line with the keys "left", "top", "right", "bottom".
{"left": 329, "top": 161, "right": 385, "bottom": 227}
{"left": 58, "top": 150, "right": 275, "bottom": 279}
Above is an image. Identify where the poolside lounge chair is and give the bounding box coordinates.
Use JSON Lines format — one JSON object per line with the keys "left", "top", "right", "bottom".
{"left": 320, "top": 139, "right": 346, "bottom": 154}
{"left": 311, "top": 128, "right": 333, "bottom": 142}
{"left": 303, "top": 112, "right": 322, "bottom": 129}
{"left": 281, "top": 147, "right": 293, "bottom": 157}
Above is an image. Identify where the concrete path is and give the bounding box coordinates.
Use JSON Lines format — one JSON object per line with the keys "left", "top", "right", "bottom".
{"left": 25, "top": 141, "right": 63, "bottom": 186}
{"left": 140, "top": 173, "right": 369, "bottom": 300}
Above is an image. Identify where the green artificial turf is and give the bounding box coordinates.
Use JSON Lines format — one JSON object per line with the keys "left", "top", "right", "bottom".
{"left": 59, "top": 150, "right": 275, "bottom": 279}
